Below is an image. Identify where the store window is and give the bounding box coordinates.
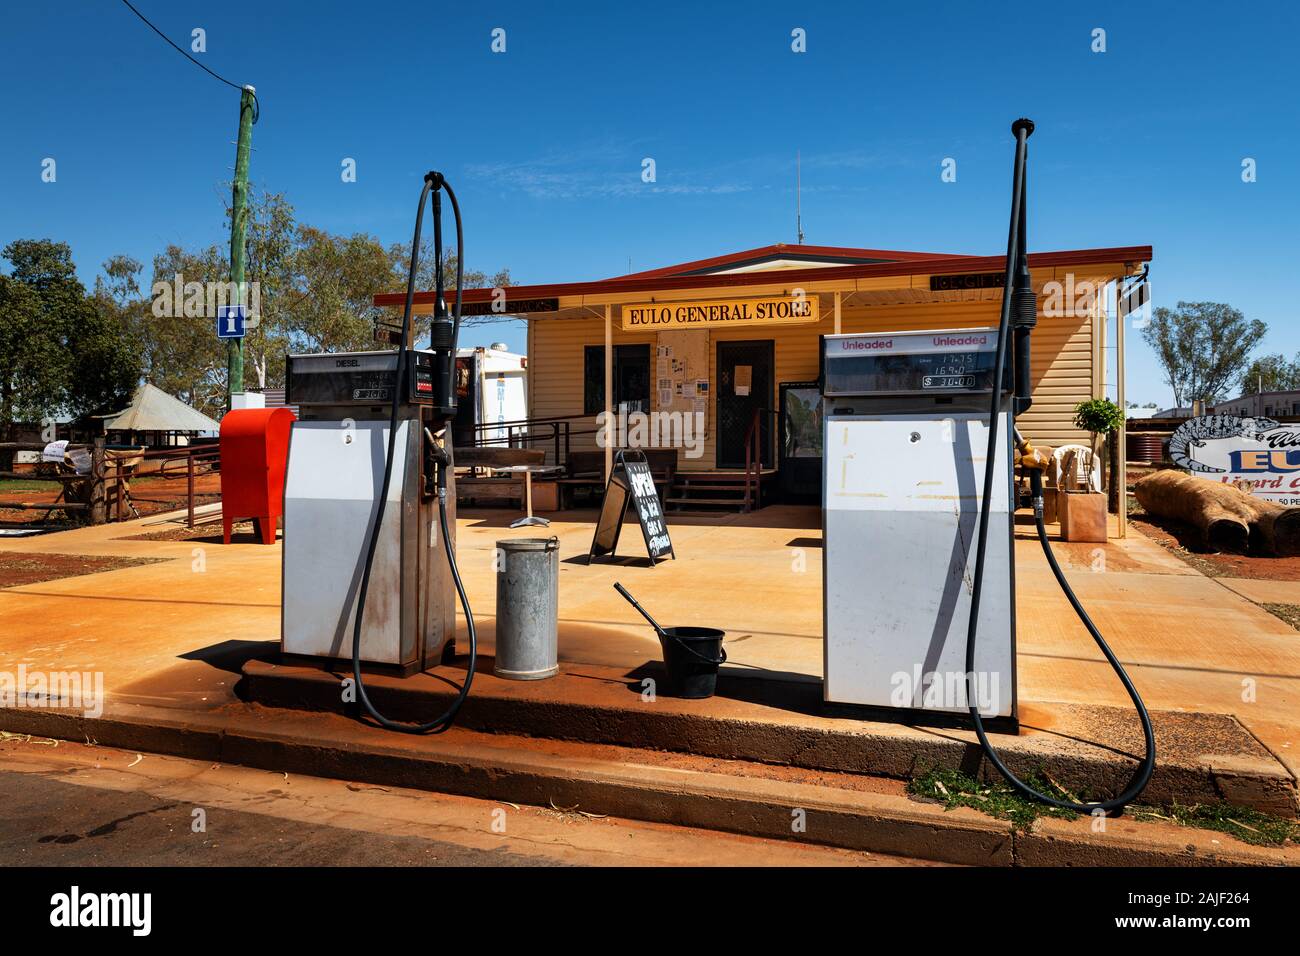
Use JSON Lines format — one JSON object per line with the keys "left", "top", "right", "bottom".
{"left": 584, "top": 344, "right": 651, "bottom": 415}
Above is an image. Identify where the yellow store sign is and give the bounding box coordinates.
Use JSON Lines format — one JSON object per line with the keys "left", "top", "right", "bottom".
{"left": 622, "top": 295, "right": 819, "bottom": 331}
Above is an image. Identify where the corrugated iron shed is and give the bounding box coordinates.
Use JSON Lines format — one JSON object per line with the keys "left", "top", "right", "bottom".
{"left": 99, "top": 384, "right": 221, "bottom": 434}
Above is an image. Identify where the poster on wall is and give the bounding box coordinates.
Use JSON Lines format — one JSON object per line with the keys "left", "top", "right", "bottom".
{"left": 1170, "top": 414, "right": 1300, "bottom": 505}
{"left": 654, "top": 329, "right": 709, "bottom": 437}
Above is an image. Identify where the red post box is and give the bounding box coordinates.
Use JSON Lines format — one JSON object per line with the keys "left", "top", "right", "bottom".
{"left": 219, "top": 407, "right": 296, "bottom": 545}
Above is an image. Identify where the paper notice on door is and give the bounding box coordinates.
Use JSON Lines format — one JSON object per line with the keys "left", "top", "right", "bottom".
{"left": 734, "top": 365, "right": 752, "bottom": 397}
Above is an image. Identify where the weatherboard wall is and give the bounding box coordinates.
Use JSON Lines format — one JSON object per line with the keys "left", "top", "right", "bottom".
{"left": 526, "top": 287, "right": 1096, "bottom": 471}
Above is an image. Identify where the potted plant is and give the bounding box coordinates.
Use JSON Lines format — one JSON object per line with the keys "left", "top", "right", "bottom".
{"left": 1062, "top": 398, "right": 1125, "bottom": 541}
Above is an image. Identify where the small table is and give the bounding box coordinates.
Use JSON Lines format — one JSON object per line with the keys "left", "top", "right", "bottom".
{"left": 488, "top": 464, "right": 565, "bottom": 528}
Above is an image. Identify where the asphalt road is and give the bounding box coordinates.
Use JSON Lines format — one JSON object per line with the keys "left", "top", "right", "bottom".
{"left": 0, "top": 737, "right": 939, "bottom": 867}
{"left": 0, "top": 768, "right": 557, "bottom": 867}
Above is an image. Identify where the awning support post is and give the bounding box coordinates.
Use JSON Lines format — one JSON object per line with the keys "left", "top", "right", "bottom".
{"left": 604, "top": 304, "right": 613, "bottom": 481}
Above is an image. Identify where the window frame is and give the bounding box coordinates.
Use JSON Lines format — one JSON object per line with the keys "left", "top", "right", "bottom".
{"left": 584, "top": 344, "right": 651, "bottom": 415}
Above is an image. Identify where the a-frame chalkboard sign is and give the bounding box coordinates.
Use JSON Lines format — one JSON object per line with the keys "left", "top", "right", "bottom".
{"left": 588, "top": 450, "right": 674, "bottom": 565}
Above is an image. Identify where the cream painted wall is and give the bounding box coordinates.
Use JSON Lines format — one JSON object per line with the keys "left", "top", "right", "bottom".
{"left": 528, "top": 297, "right": 1094, "bottom": 470}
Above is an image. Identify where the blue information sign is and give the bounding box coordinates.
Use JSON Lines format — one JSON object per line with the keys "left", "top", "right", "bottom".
{"left": 217, "top": 305, "right": 247, "bottom": 339}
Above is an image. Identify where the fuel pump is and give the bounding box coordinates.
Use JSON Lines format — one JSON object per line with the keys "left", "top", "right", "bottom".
{"left": 281, "top": 171, "right": 477, "bottom": 733}
{"left": 822, "top": 121, "right": 1156, "bottom": 811}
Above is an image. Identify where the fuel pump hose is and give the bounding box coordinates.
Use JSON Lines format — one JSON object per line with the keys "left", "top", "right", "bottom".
{"left": 964, "top": 120, "right": 1156, "bottom": 812}
{"left": 350, "top": 171, "right": 475, "bottom": 734}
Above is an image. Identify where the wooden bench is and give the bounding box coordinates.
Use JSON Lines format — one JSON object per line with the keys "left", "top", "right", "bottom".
{"left": 556, "top": 449, "right": 678, "bottom": 506}
{"left": 454, "top": 447, "right": 548, "bottom": 508}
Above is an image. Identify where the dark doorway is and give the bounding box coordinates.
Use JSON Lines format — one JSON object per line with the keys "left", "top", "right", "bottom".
{"left": 716, "top": 339, "right": 775, "bottom": 469}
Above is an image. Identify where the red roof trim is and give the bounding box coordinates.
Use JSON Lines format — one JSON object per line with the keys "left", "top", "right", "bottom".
{"left": 373, "top": 245, "right": 1152, "bottom": 309}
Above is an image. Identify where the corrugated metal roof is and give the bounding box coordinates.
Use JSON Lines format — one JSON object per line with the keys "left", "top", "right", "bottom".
{"left": 259, "top": 388, "right": 299, "bottom": 418}
{"left": 100, "top": 384, "right": 222, "bottom": 434}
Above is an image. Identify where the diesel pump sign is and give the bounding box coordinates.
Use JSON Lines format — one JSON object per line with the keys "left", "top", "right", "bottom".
{"left": 622, "top": 295, "right": 819, "bottom": 331}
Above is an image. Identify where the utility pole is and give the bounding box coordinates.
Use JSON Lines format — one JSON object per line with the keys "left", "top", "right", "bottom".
{"left": 227, "top": 84, "right": 256, "bottom": 411}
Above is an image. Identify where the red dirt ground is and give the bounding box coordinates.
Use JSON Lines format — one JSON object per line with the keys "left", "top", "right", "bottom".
{"left": 120, "top": 519, "right": 271, "bottom": 544}
{"left": 0, "top": 552, "right": 166, "bottom": 589}
{"left": 1130, "top": 513, "right": 1300, "bottom": 582}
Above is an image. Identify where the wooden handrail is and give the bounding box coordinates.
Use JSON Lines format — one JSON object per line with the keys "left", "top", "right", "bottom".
{"left": 742, "top": 408, "right": 760, "bottom": 512}
{"left": 741, "top": 407, "right": 780, "bottom": 512}
{"left": 462, "top": 413, "right": 610, "bottom": 466}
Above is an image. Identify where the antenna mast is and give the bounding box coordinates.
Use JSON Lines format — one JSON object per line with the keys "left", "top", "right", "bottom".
{"left": 796, "top": 151, "right": 804, "bottom": 244}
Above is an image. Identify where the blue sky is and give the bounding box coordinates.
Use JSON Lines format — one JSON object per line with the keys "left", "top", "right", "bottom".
{"left": 3, "top": 1, "right": 1296, "bottom": 405}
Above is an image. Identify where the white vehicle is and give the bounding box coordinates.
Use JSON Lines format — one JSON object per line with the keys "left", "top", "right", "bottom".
{"left": 453, "top": 344, "right": 528, "bottom": 448}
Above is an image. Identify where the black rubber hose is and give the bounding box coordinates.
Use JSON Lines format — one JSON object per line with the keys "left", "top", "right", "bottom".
{"left": 963, "top": 121, "right": 1156, "bottom": 812}
{"left": 349, "top": 172, "right": 475, "bottom": 734}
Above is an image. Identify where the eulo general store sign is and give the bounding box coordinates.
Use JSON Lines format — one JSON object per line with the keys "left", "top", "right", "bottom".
{"left": 1171, "top": 414, "right": 1300, "bottom": 505}
{"left": 622, "top": 295, "right": 819, "bottom": 331}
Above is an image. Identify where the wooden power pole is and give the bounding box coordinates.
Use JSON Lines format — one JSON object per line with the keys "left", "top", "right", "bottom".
{"left": 227, "top": 84, "right": 256, "bottom": 411}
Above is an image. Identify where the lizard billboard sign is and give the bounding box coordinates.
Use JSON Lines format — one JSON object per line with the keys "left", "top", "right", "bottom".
{"left": 1170, "top": 415, "right": 1300, "bottom": 505}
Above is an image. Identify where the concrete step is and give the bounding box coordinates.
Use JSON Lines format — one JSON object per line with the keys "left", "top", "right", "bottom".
{"left": 237, "top": 658, "right": 1300, "bottom": 819}
{"left": 665, "top": 502, "right": 748, "bottom": 509}
{"left": 5, "top": 702, "right": 1295, "bottom": 867}
{"left": 673, "top": 481, "right": 749, "bottom": 489}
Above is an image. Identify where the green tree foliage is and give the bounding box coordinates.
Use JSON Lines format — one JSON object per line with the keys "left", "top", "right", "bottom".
{"left": 238, "top": 190, "right": 296, "bottom": 392}
{"left": 1073, "top": 398, "right": 1124, "bottom": 435}
{"left": 1073, "top": 397, "right": 1124, "bottom": 459}
{"left": 0, "top": 239, "right": 140, "bottom": 431}
{"left": 1240, "top": 353, "right": 1300, "bottom": 394}
{"left": 285, "top": 226, "right": 403, "bottom": 354}
{"left": 6, "top": 192, "right": 513, "bottom": 425}
{"left": 141, "top": 244, "right": 231, "bottom": 415}
{"left": 1140, "top": 301, "right": 1267, "bottom": 407}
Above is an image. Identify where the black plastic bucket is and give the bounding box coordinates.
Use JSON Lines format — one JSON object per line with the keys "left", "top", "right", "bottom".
{"left": 657, "top": 626, "right": 727, "bottom": 699}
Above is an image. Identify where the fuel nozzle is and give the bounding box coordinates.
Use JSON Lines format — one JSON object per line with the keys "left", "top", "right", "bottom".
{"left": 423, "top": 425, "right": 452, "bottom": 498}
{"left": 1014, "top": 427, "right": 1051, "bottom": 516}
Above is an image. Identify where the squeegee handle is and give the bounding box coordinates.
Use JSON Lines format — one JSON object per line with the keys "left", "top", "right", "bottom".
{"left": 613, "top": 582, "right": 666, "bottom": 636}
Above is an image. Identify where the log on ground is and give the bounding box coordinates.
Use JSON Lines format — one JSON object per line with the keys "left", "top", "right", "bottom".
{"left": 1133, "top": 469, "right": 1300, "bottom": 556}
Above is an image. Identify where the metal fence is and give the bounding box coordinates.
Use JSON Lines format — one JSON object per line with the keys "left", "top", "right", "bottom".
{"left": 0, "top": 439, "right": 221, "bottom": 528}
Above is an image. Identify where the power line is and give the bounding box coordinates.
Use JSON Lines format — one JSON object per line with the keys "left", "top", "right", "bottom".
{"left": 118, "top": 0, "right": 259, "bottom": 122}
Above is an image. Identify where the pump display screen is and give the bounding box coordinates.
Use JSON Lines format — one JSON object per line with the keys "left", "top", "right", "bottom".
{"left": 823, "top": 330, "right": 1009, "bottom": 396}
{"left": 286, "top": 351, "right": 440, "bottom": 406}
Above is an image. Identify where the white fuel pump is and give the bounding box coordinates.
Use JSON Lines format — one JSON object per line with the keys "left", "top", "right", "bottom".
{"left": 823, "top": 120, "right": 1156, "bottom": 812}
{"left": 822, "top": 328, "right": 1017, "bottom": 720}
